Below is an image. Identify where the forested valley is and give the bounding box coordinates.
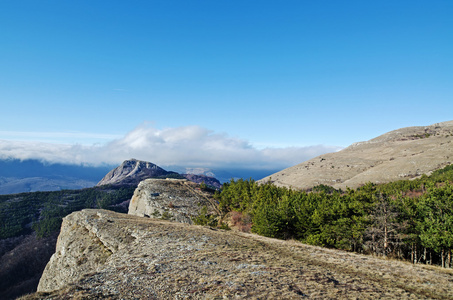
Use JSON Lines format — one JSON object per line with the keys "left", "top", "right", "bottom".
{"left": 0, "top": 185, "right": 137, "bottom": 299}
{"left": 0, "top": 185, "right": 136, "bottom": 240}
{"left": 213, "top": 165, "right": 453, "bottom": 268}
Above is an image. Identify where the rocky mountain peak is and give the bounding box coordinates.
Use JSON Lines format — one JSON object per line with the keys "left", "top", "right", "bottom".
{"left": 96, "top": 159, "right": 173, "bottom": 186}
{"left": 97, "top": 159, "right": 222, "bottom": 189}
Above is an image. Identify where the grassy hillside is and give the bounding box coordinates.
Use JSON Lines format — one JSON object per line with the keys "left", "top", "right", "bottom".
{"left": 261, "top": 121, "right": 453, "bottom": 190}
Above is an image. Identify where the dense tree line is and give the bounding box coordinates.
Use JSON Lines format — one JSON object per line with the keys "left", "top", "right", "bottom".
{"left": 214, "top": 165, "right": 453, "bottom": 268}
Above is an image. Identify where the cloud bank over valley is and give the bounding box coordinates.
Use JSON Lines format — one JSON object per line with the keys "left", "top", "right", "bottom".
{"left": 0, "top": 124, "right": 342, "bottom": 175}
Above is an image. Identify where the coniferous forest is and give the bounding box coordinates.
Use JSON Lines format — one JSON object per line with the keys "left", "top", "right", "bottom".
{"left": 0, "top": 185, "right": 136, "bottom": 239}
{"left": 214, "top": 165, "right": 453, "bottom": 268}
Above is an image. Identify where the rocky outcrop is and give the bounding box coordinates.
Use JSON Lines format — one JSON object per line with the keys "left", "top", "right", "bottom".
{"left": 96, "top": 159, "right": 178, "bottom": 186}
{"left": 30, "top": 209, "right": 453, "bottom": 299}
{"left": 37, "top": 210, "right": 135, "bottom": 292}
{"left": 260, "top": 121, "right": 453, "bottom": 190}
{"left": 128, "top": 178, "right": 218, "bottom": 224}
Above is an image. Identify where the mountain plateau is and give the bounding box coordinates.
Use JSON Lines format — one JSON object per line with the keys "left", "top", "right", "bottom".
{"left": 260, "top": 121, "right": 453, "bottom": 190}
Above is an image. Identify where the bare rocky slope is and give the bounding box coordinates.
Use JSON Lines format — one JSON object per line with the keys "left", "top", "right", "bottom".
{"left": 260, "top": 121, "right": 453, "bottom": 190}
{"left": 26, "top": 209, "right": 453, "bottom": 299}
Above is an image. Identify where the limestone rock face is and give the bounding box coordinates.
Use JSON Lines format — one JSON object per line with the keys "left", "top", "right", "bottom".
{"left": 260, "top": 121, "right": 453, "bottom": 190}
{"left": 128, "top": 178, "right": 218, "bottom": 224}
{"left": 37, "top": 210, "right": 135, "bottom": 292}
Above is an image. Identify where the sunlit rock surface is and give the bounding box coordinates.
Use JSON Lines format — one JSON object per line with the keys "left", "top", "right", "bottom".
{"left": 128, "top": 178, "right": 218, "bottom": 224}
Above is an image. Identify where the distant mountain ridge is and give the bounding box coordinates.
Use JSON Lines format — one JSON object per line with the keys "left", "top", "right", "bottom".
{"left": 0, "top": 158, "right": 278, "bottom": 195}
{"left": 97, "top": 159, "right": 222, "bottom": 189}
{"left": 0, "top": 159, "right": 112, "bottom": 195}
{"left": 0, "top": 159, "right": 111, "bottom": 180}
{"left": 0, "top": 176, "right": 96, "bottom": 195}
{"left": 260, "top": 121, "right": 453, "bottom": 190}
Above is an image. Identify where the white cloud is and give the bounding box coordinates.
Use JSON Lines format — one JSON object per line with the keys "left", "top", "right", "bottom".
{"left": 0, "top": 130, "right": 121, "bottom": 145}
{"left": 0, "top": 124, "right": 342, "bottom": 171}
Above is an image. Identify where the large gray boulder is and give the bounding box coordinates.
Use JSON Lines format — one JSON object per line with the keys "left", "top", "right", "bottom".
{"left": 128, "top": 178, "right": 218, "bottom": 224}
{"left": 37, "top": 210, "right": 135, "bottom": 292}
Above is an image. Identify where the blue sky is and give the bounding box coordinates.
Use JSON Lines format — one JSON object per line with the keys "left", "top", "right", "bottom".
{"left": 0, "top": 1, "right": 452, "bottom": 172}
